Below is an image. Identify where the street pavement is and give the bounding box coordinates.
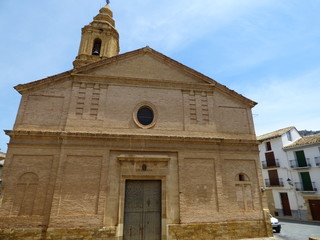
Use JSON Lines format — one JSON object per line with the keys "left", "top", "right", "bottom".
{"left": 273, "top": 219, "right": 320, "bottom": 240}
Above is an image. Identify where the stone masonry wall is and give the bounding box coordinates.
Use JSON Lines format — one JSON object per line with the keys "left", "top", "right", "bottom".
{"left": 0, "top": 221, "right": 272, "bottom": 240}
{"left": 0, "top": 227, "right": 116, "bottom": 240}
{"left": 168, "top": 220, "right": 273, "bottom": 240}
{"left": 0, "top": 228, "right": 43, "bottom": 240}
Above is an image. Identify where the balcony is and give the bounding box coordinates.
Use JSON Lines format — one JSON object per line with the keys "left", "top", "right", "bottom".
{"left": 315, "top": 157, "right": 320, "bottom": 166}
{"left": 289, "top": 158, "right": 311, "bottom": 169}
{"left": 265, "top": 178, "right": 284, "bottom": 187}
{"left": 295, "top": 182, "right": 317, "bottom": 192}
{"left": 262, "top": 159, "right": 280, "bottom": 169}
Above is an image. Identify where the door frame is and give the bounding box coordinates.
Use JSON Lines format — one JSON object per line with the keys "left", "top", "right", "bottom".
{"left": 118, "top": 176, "right": 167, "bottom": 239}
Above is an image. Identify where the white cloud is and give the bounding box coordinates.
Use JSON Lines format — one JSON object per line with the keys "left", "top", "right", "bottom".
{"left": 115, "top": 0, "right": 276, "bottom": 53}
{"left": 249, "top": 68, "right": 320, "bottom": 135}
{"left": 1, "top": 0, "right": 320, "bottom": 151}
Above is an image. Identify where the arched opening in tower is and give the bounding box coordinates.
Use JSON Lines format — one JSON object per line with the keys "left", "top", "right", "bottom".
{"left": 92, "top": 38, "right": 102, "bottom": 56}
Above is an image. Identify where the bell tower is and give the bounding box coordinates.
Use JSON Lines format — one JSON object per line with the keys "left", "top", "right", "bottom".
{"left": 73, "top": 3, "right": 120, "bottom": 68}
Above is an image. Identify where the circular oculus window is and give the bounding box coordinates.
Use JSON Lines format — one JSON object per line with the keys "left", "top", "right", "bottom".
{"left": 137, "top": 107, "right": 154, "bottom": 126}
{"left": 133, "top": 104, "right": 157, "bottom": 128}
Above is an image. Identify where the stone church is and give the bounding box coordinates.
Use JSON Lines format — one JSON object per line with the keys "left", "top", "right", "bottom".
{"left": 0, "top": 3, "right": 272, "bottom": 240}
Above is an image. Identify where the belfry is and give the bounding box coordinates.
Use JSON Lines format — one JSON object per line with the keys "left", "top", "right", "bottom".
{"left": 0, "top": 3, "right": 273, "bottom": 240}
{"left": 73, "top": 4, "right": 119, "bottom": 68}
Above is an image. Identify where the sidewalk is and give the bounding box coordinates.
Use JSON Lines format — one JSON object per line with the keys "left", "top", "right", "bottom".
{"left": 277, "top": 217, "right": 320, "bottom": 226}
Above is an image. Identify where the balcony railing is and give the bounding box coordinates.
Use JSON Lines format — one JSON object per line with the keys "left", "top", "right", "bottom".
{"left": 262, "top": 159, "right": 280, "bottom": 169}
{"left": 265, "top": 178, "right": 284, "bottom": 187}
{"left": 295, "top": 182, "right": 317, "bottom": 192}
{"left": 289, "top": 158, "right": 311, "bottom": 169}
{"left": 315, "top": 157, "right": 320, "bottom": 166}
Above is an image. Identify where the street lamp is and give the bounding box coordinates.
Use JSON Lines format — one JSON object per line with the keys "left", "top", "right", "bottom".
{"left": 287, "top": 178, "right": 294, "bottom": 186}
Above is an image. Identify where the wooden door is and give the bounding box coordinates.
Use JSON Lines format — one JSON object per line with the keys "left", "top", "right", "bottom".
{"left": 300, "top": 172, "right": 313, "bottom": 191}
{"left": 296, "top": 151, "right": 307, "bottom": 167}
{"left": 123, "top": 180, "right": 161, "bottom": 240}
{"left": 265, "top": 152, "right": 276, "bottom": 167}
{"left": 280, "top": 192, "right": 292, "bottom": 216}
{"left": 309, "top": 200, "right": 320, "bottom": 220}
{"left": 268, "top": 170, "right": 280, "bottom": 186}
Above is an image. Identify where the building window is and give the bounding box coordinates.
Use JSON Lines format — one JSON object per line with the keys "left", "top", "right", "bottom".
{"left": 137, "top": 106, "right": 154, "bottom": 126}
{"left": 133, "top": 102, "right": 157, "bottom": 129}
{"left": 92, "top": 38, "right": 102, "bottom": 55}
{"left": 266, "top": 141, "right": 272, "bottom": 151}
{"left": 237, "top": 173, "right": 249, "bottom": 182}
{"left": 286, "top": 131, "right": 292, "bottom": 141}
{"left": 238, "top": 174, "right": 245, "bottom": 181}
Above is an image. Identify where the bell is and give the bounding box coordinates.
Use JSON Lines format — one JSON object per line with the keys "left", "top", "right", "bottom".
{"left": 92, "top": 49, "right": 100, "bottom": 55}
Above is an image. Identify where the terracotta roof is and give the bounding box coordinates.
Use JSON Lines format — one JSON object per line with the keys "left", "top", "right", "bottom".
{"left": 257, "top": 126, "right": 296, "bottom": 141}
{"left": 284, "top": 134, "right": 320, "bottom": 149}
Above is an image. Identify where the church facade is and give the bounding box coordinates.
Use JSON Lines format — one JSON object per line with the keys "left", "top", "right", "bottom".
{"left": 0, "top": 4, "right": 272, "bottom": 240}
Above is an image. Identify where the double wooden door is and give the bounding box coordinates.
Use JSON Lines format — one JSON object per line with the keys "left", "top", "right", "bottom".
{"left": 123, "top": 180, "right": 161, "bottom": 240}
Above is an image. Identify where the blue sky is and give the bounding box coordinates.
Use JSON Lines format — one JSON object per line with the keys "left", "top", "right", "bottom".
{"left": 0, "top": 0, "right": 319, "bottom": 152}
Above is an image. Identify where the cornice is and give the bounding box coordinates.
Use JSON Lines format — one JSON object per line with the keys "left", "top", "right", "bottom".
{"left": 5, "top": 130, "right": 259, "bottom": 146}
{"left": 71, "top": 73, "right": 215, "bottom": 91}
{"left": 14, "top": 70, "right": 72, "bottom": 94}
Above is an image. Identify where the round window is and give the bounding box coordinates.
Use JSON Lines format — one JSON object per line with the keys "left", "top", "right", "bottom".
{"left": 137, "top": 106, "right": 154, "bottom": 126}
{"left": 133, "top": 102, "right": 157, "bottom": 129}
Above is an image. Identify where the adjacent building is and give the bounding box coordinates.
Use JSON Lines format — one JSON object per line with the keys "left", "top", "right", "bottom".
{"left": 258, "top": 127, "right": 320, "bottom": 221}
{"left": 0, "top": 3, "right": 272, "bottom": 239}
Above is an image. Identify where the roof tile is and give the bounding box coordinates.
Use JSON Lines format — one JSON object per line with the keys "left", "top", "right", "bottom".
{"left": 257, "top": 126, "right": 296, "bottom": 141}
{"left": 284, "top": 134, "right": 320, "bottom": 149}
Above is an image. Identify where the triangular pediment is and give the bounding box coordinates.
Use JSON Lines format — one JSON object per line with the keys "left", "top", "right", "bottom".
{"left": 14, "top": 47, "right": 256, "bottom": 107}
{"left": 74, "top": 47, "right": 215, "bottom": 85}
